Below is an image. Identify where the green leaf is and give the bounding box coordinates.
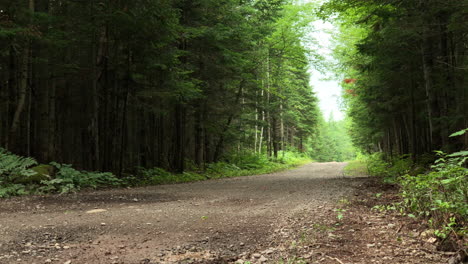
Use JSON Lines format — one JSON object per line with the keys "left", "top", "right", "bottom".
{"left": 447, "top": 151, "right": 468, "bottom": 157}
{"left": 449, "top": 128, "right": 468, "bottom": 137}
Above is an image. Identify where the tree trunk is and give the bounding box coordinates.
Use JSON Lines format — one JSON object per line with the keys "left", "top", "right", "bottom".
{"left": 420, "top": 1, "right": 435, "bottom": 150}
{"left": 173, "top": 104, "right": 185, "bottom": 173}
{"left": 8, "top": 0, "right": 34, "bottom": 152}
{"left": 213, "top": 81, "right": 244, "bottom": 162}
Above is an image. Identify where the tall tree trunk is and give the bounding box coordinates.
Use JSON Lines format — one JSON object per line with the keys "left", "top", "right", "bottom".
{"left": 48, "top": 78, "right": 56, "bottom": 159}
{"left": 213, "top": 81, "right": 244, "bottom": 162}
{"left": 8, "top": 0, "right": 34, "bottom": 152}
{"left": 194, "top": 105, "right": 204, "bottom": 168}
{"left": 272, "top": 116, "right": 279, "bottom": 159}
{"left": 254, "top": 89, "right": 259, "bottom": 153}
{"left": 4, "top": 46, "right": 16, "bottom": 147}
{"left": 420, "top": 1, "right": 435, "bottom": 150}
{"left": 173, "top": 104, "right": 185, "bottom": 173}
{"left": 280, "top": 101, "right": 284, "bottom": 152}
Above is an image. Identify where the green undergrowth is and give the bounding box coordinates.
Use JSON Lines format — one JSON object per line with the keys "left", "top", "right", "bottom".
{"left": 127, "top": 151, "right": 311, "bottom": 185}
{"left": 1, "top": 149, "right": 310, "bottom": 197}
{"left": 0, "top": 148, "right": 122, "bottom": 197}
{"left": 367, "top": 152, "right": 467, "bottom": 240}
{"left": 343, "top": 158, "right": 367, "bottom": 177}
{"left": 360, "top": 129, "right": 468, "bottom": 247}
{"left": 399, "top": 151, "right": 467, "bottom": 242}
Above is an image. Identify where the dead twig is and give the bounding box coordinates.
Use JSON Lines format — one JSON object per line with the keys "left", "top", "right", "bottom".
{"left": 326, "top": 255, "right": 345, "bottom": 264}
{"left": 395, "top": 224, "right": 404, "bottom": 234}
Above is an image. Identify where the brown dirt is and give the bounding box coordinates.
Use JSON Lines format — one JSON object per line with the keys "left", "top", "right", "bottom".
{"left": 266, "top": 179, "right": 462, "bottom": 264}
{"left": 0, "top": 162, "right": 457, "bottom": 264}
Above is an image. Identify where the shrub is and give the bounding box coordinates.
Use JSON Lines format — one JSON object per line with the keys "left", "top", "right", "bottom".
{"left": 399, "top": 151, "right": 467, "bottom": 236}
{"left": 39, "top": 162, "right": 122, "bottom": 194}
{"left": 226, "top": 151, "right": 271, "bottom": 169}
{"left": 0, "top": 148, "right": 121, "bottom": 196}
{"left": 364, "top": 153, "right": 412, "bottom": 183}
{"left": 0, "top": 148, "right": 38, "bottom": 183}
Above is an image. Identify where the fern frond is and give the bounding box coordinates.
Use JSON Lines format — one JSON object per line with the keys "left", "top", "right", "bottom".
{"left": 0, "top": 148, "right": 38, "bottom": 179}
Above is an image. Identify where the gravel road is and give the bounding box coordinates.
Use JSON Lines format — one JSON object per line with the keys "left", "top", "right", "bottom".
{"left": 0, "top": 162, "right": 367, "bottom": 264}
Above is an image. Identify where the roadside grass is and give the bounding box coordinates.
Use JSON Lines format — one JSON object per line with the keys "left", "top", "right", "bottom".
{"left": 343, "top": 160, "right": 367, "bottom": 177}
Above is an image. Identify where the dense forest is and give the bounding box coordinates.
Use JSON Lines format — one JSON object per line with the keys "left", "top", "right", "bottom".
{"left": 326, "top": 0, "right": 468, "bottom": 247}
{"left": 307, "top": 117, "right": 355, "bottom": 162}
{"left": 0, "top": 0, "right": 343, "bottom": 175}
{"left": 3, "top": 0, "right": 465, "bottom": 175}
{"left": 0, "top": 0, "right": 466, "bottom": 259}
{"left": 324, "top": 0, "right": 468, "bottom": 158}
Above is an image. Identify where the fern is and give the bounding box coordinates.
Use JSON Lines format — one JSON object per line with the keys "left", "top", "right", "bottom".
{"left": 0, "top": 183, "right": 28, "bottom": 198}
{"left": 42, "top": 163, "right": 122, "bottom": 194}
{"left": 0, "top": 148, "right": 37, "bottom": 180}
{"left": 0, "top": 149, "right": 122, "bottom": 197}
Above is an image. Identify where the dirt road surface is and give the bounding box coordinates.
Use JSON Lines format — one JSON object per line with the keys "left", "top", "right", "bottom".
{"left": 0, "top": 162, "right": 367, "bottom": 264}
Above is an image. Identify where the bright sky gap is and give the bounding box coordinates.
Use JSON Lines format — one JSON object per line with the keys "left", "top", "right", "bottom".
{"left": 308, "top": 21, "right": 344, "bottom": 121}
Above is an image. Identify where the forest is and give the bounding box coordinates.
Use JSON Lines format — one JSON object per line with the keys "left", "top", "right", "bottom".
{"left": 0, "top": 0, "right": 466, "bottom": 179}
{"left": 0, "top": 0, "right": 339, "bottom": 175}
{"left": 325, "top": 0, "right": 468, "bottom": 252}
{"left": 0, "top": 0, "right": 467, "bottom": 262}
{"left": 324, "top": 0, "right": 468, "bottom": 157}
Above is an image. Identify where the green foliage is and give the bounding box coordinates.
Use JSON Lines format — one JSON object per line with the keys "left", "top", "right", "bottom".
{"left": 308, "top": 118, "right": 356, "bottom": 162}
{"left": 364, "top": 153, "right": 412, "bottom": 181}
{"left": 132, "top": 151, "right": 310, "bottom": 186}
{"left": 363, "top": 129, "right": 468, "bottom": 242}
{"left": 205, "top": 151, "right": 309, "bottom": 178}
{"left": 133, "top": 167, "right": 205, "bottom": 185}
{"left": 277, "top": 151, "right": 310, "bottom": 165}
{"left": 0, "top": 149, "right": 121, "bottom": 197}
{"left": 343, "top": 159, "right": 367, "bottom": 177}
{"left": 0, "top": 148, "right": 38, "bottom": 182}
{"left": 0, "top": 184, "right": 28, "bottom": 198}
{"left": 1, "top": 148, "right": 308, "bottom": 197}
{"left": 399, "top": 152, "right": 467, "bottom": 233}
{"left": 334, "top": 208, "right": 346, "bottom": 221}
{"left": 344, "top": 152, "right": 412, "bottom": 182}
{"left": 226, "top": 152, "right": 270, "bottom": 170}
{"left": 325, "top": 0, "right": 468, "bottom": 157}
{"left": 449, "top": 128, "right": 468, "bottom": 137}
{"left": 1, "top": 0, "right": 323, "bottom": 174}
{"left": 0, "top": 148, "right": 37, "bottom": 197}
{"left": 39, "top": 163, "right": 122, "bottom": 194}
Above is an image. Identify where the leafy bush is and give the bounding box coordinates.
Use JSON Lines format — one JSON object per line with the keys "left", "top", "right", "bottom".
{"left": 39, "top": 162, "right": 122, "bottom": 194}
{"left": 277, "top": 151, "right": 309, "bottom": 165}
{"left": 206, "top": 162, "right": 241, "bottom": 177}
{"left": 399, "top": 151, "right": 467, "bottom": 237}
{"left": 0, "top": 148, "right": 38, "bottom": 183}
{"left": 0, "top": 183, "right": 28, "bottom": 198}
{"left": 0, "top": 148, "right": 38, "bottom": 197}
{"left": 363, "top": 153, "right": 413, "bottom": 183}
{"left": 226, "top": 151, "right": 271, "bottom": 169}
{"left": 367, "top": 129, "right": 468, "bottom": 242}
{"left": 343, "top": 160, "right": 367, "bottom": 177}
